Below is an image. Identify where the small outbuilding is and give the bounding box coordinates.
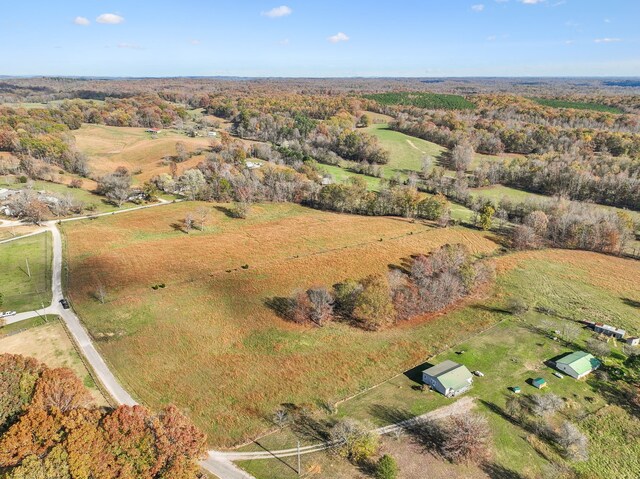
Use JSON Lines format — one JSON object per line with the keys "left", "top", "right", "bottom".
{"left": 554, "top": 351, "right": 601, "bottom": 379}
{"left": 626, "top": 337, "right": 640, "bottom": 346}
{"left": 593, "top": 323, "right": 626, "bottom": 340}
{"left": 532, "top": 378, "right": 547, "bottom": 389}
{"left": 422, "top": 360, "right": 473, "bottom": 397}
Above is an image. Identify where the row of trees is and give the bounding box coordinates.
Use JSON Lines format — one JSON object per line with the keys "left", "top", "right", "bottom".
{"left": 283, "top": 244, "right": 494, "bottom": 331}
{"left": 0, "top": 354, "right": 207, "bottom": 479}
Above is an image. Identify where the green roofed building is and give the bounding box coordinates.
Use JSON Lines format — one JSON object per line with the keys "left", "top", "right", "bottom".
{"left": 554, "top": 351, "right": 601, "bottom": 379}
{"left": 422, "top": 360, "right": 473, "bottom": 397}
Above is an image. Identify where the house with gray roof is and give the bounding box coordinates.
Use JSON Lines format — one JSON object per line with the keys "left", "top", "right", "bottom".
{"left": 422, "top": 360, "right": 473, "bottom": 397}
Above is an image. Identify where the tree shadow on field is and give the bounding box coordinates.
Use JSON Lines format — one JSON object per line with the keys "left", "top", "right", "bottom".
{"left": 213, "top": 205, "right": 235, "bottom": 218}
{"left": 264, "top": 296, "right": 297, "bottom": 322}
{"left": 480, "top": 462, "right": 526, "bottom": 479}
{"left": 621, "top": 297, "right": 640, "bottom": 309}
{"left": 170, "top": 222, "right": 189, "bottom": 234}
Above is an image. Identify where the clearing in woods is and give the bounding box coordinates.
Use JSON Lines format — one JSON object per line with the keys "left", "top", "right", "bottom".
{"left": 0, "top": 319, "right": 107, "bottom": 406}
{"left": 62, "top": 201, "right": 499, "bottom": 446}
{"left": 72, "top": 124, "right": 211, "bottom": 183}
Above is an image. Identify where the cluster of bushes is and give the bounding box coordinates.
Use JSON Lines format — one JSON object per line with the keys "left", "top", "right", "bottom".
{"left": 281, "top": 244, "right": 494, "bottom": 331}
{"left": 0, "top": 354, "right": 207, "bottom": 479}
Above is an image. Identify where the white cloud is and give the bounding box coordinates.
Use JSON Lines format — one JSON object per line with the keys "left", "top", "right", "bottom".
{"left": 328, "top": 32, "right": 349, "bottom": 43}
{"left": 73, "top": 16, "right": 90, "bottom": 26}
{"left": 472, "top": 4, "right": 485, "bottom": 12}
{"left": 262, "top": 5, "right": 292, "bottom": 18}
{"left": 190, "top": 39, "right": 201, "bottom": 45}
{"left": 594, "top": 38, "right": 622, "bottom": 43}
{"left": 117, "top": 42, "right": 142, "bottom": 50}
{"left": 96, "top": 13, "right": 124, "bottom": 24}
{"left": 520, "top": 0, "right": 545, "bottom": 4}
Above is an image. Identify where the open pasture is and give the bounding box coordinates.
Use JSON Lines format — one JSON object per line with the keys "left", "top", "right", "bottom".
{"left": 72, "top": 124, "right": 211, "bottom": 182}
{"left": 62, "top": 202, "right": 498, "bottom": 446}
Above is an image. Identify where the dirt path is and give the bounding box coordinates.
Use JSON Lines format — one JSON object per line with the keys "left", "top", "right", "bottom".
{"left": 219, "top": 396, "right": 475, "bottom": 461}
{"left": 406, "top": 139, "right": 428, "bottom": 155}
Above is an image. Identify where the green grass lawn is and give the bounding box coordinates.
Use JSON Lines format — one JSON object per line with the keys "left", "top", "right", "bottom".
{"left": 237, "top": 249, "right": 640, "bottom": 478}
{"left": 318, "top": 164, "right": 382, "bottom": 191}
{"left": 365, "top": 123, "right": 447, "bottom": 179}
{"left": 0, "top": 315, "right": 56, "bottom": 336}
{"left": 0, "top": 232, "right": 52, "bottom": 312}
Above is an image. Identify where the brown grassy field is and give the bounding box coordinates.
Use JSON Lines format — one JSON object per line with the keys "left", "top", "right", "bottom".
{"left": 0, "top": 320, "right": 107, "bottom": 405}
{"left": 62, "top": 202, "right": 499, "bottom": 446}
{"left": 72, "top": 124, "right": 211, "bottom": 182}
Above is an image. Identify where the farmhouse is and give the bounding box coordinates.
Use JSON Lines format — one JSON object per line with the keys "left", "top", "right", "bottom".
{"left": 554, "top": 351, "right": 601, "bottom": 379}
{"left": 146, "top": 128, "right": 162, "bottom": 134}
{"left": 422, "top": 360, "right": 473, "bottom": 397}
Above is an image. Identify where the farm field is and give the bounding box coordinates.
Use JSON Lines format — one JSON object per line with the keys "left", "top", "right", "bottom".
{"left": 0, "top": 231, "right": 51, "bottom": 312}
{"left": 239, "top": 249, "right": 640, "bottom": 478}
{"left": 365, "top": 123, "right": 446, "bottom": 179}
{"left": 62, "top": 201, "right": 499, "bottom": 446}
{"left": 0, "top": 319, "right": 107, "bottom": 405}
{"left": 72, "top": 124, "right": 211, "bottom": 182}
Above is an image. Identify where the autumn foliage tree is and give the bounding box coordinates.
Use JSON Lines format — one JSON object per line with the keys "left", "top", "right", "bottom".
{"left": 0, "top": 354, "right": 207, "bottom": 479}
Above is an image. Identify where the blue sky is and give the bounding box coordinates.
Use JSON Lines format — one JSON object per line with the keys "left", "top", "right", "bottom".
{"left": 1, "top": 0, "right": 638, "bottom": 77}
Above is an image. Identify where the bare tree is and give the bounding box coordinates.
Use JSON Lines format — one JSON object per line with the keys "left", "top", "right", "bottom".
{"left": 195, "top": 206, "right": 210, "bottom": 231}
{"left": 306, "top": 287, "right": 334, "bottom": 325}
{"left": 439, "top": 413, "right": 492, "bottom": 464}
{"left": 555, "top": 421, "right": 589, "bottom": 462}
{"left": 586, "top": 337, "right": 610, "bottom": 358}
{"left": 273, "top": 408, "right": 289, "bottom": 429}
{"left": 529, "top": 393, "right": 564, "bottom": 417}
{"left": 184, "top": 213, "right": 195, "bottom": 232}
{"left": 450, "top": 142, "right": 474, "bottom": 172}
{"left": 95, "top": 282, "right": 107, "bottom": 304}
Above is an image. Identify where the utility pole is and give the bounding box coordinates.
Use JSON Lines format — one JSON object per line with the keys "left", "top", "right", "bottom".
{"left": 25, "top": 258, "right": 31, "bottom": 278}
{"left": 297, "top": 440, "right": 301, "bottom": 476}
